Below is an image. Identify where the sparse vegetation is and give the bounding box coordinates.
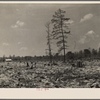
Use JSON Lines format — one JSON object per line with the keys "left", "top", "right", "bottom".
{"left": 0, "top": 59, "right": 99, "bottom": 88}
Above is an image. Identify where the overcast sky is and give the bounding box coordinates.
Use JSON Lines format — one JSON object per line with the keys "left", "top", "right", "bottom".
{"left": 0, "top": 3, "right": 99, "bottom": 57}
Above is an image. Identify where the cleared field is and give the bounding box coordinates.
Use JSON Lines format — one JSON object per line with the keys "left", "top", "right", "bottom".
{"left": 0, "top": 60, "right": 100, "bottom": 88}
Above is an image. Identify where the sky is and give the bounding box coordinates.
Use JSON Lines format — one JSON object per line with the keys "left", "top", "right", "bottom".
{"left": 0, "top": 3, "right": 100, "bottom": 57}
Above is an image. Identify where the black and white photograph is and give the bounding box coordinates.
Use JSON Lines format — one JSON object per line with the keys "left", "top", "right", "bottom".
{"left": 0, "top": 2, "right": 100, "bottom": 88}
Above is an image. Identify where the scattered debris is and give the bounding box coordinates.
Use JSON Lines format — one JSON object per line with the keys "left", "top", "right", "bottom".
{"left": 0, "top": 60, "right": 99, "bottom": 88}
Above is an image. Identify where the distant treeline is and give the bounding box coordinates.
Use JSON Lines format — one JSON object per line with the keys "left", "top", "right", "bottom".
{"left": 66, "top": 48, "right": 100, "bottom": 60}
{"left": 0, "top": 48, "right": 100, "bottom": 62}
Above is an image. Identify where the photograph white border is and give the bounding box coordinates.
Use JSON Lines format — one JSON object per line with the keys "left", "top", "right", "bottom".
{"left": 0, "top": 1, "right": 100, "bottom": 99}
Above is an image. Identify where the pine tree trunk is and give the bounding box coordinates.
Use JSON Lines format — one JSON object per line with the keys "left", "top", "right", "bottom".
{"left": 63, "top": 46, "right": 66, "bottom": 63}
{"left": 61, "top": 18, "right": 66, "bottom": 63}
{"left": 46, "top": 22, "right": 52, "bottom": 63}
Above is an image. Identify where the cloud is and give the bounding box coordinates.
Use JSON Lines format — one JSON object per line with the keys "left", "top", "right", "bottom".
{"left": 80, "top": 14, "right": 93, "bottom": 23}
{"left": 86, "top": 30, "right": 99, "bottom": 39}
{"left": 18, "top": 42, "right": 22, "bottom": 45}
{"left": 20, "top": 47, "right": 28, "bottom": 51}
{"left": 79, "top": 36, "right": 87, "bottom": 44}
{"left": 64, "top": 20, "right": 74, "bottom": 25}
{"left": 2, "top": 43, "right": 9, "bottom": 46}
{"left": 11, "top": 20, "right": 25, "bottom": 28}
{"left": 17, "top": 20, "right": 24, "bottom": 27}
{"left": 11, "top": 25, "right": 18, "bottom": 28}
{"left": 86, "top": 30, "right": 95, "bottom": 35}
{"left": 79, "top": 30, "right": 99, "bottom": 44}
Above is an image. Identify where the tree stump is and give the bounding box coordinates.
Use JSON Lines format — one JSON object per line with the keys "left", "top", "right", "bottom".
{"left": 77, "top": 60, "right": 83, "bottom": 67}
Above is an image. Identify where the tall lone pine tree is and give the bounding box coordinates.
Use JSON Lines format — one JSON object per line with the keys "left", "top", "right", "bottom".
{"left": 46, "top": 22, "right": 52, "bottom": 63}
{"left": 51, "top": 9, "right": 70, "bottom": 63}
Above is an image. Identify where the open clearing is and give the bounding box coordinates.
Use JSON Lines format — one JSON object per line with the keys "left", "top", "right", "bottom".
{"left": 0, "top": 60, "right": 100, "bottom": 88}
